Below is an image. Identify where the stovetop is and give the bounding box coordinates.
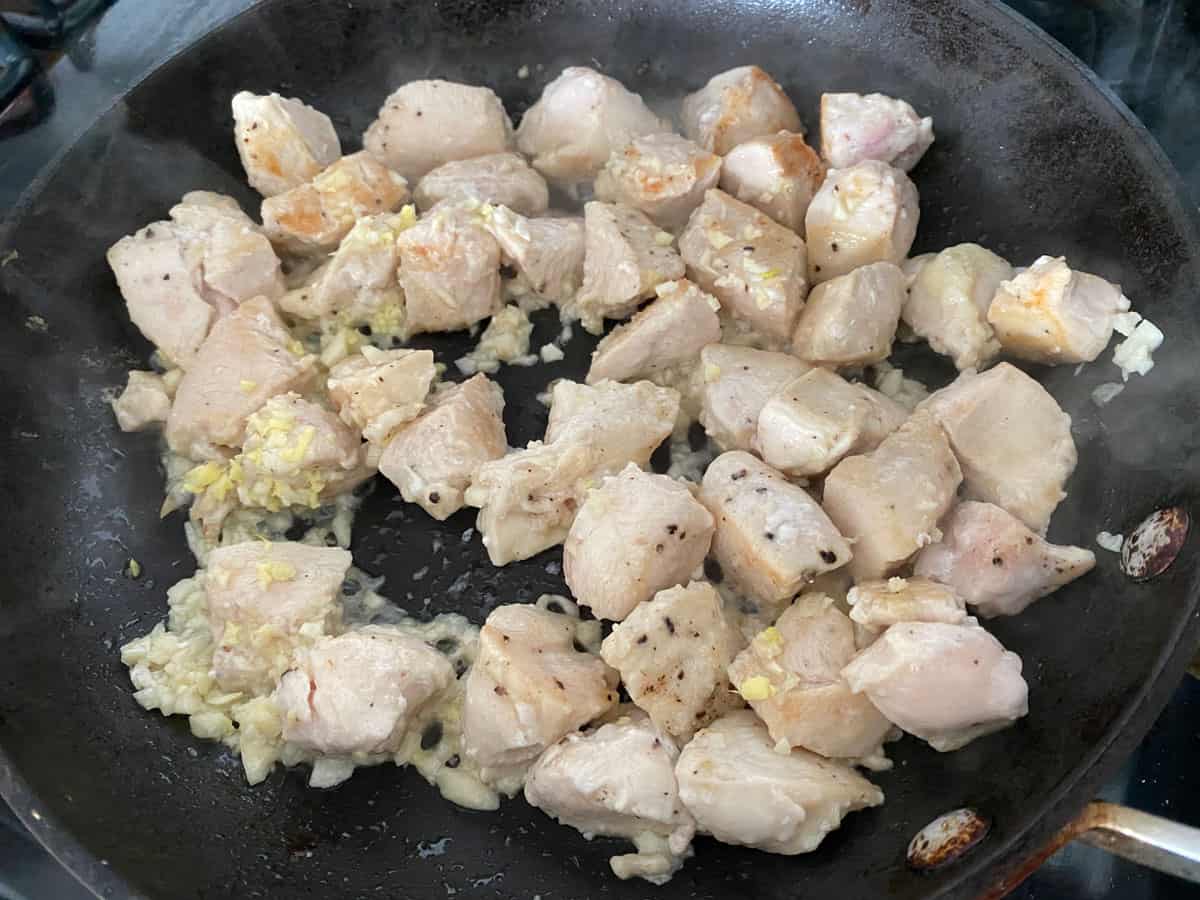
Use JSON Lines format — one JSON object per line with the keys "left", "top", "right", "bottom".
{"left": 1, "top": 1, "right": 1198, "bottom": 898}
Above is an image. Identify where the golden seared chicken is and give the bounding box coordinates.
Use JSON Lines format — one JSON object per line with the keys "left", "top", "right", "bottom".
{"left": 482, "top": 206, "right": 585, "bottom": 303}
{"left": 846, "top": 577, "right": 968, "bottom": 632}
{"left": 680, "top": 66, "right": 801, "bottom": 155}
{"left": 819, "top": 92, "right": 934, "bottom": 171}
{"left": 698, "top": 344, "right": 811, "bottom": 451}
{"left": 791, "top": 261, "right": 906, "bottom": 366}
{"left": 594, "top": 133, "right": 723, "bottom": 230}
{"left": 231, "top": 91, "right": 341, "bottom": 197}
{"left": 112, "top": 371, "right": 172, "bottom": 432}
{"left": 718, "top": 131, "right": 824, "bottom": 234}
{"left": 413, "top": 152, "right": 549, "bottom": 216}
{"left": 326, "top": 346, "right": 436, "bottom": 445}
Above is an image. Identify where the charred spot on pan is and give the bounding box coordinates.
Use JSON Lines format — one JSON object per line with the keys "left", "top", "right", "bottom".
{"left": 907, "top": 808, "right": 991, "bottom": 872}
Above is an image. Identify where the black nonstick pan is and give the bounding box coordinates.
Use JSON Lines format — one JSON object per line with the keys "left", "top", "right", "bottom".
{"left": 2, "top": 1, "right": 1199, "bottom": 898}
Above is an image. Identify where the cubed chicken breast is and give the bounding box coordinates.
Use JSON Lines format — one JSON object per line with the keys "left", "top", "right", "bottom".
{"left": 675, "top": 710, "right": 884, "bottom": 854}
{"left": 378, "top": 374, "right": 507, "bottom": 520}
{"left": 274, "top": 626, "right": 454, "bottom": 755}
{"left": 846, "top": 577, "right": 968, "bottom": 630}
{"left": 326, "top": 346, "right": 436, "bottom": 445}
{"left": 363, "top": 80, "right": 514, "bottom": 180}
{"left": 842, "top": 621, "right": 1029, "bottom": 751}
{"left": 232, "top": 91, "right": 341, "bottom": 197}
{"left": 914, "top": 501, "right": 1096, "bottom": 617}
{"left": 822, "top": 412, "right": 962, "bottom": 580}
{"left": 754, "top": 367, "right": 907, "bottom": 477}
{"left": 601, "top": 582, "right": 744, "bottom": 739}
{"left": 594, "top": 133, "right": 723, "bottom": 230}
{"left": 805, "top": 160, "right": 919, "bottom": 284}
{"left": 516, "top": 66, "right": 670, "bottom": 183}
{"left": 462, "top": 604, "right": 619, "bottom": 784}
{"left": 700, "top": 452, "right": 852, "bottom": 608}
{"left": 544, "top": 379, "right": 680, "bottom": 460}
{"left": 205, "top": 541, "right": 351, "bottom": 693}
{"left": 719, "top": 131, "right": 824, "bottom": 235}
{"left": 986, "top": 255, "right": 1128, "bottom": 364}
{"left": 678, "top": 189, "right": 808, "bottom": 342}
{"left": 681, "top": 66, "right": 802, "bottom": 156}
{"left": 483, "top": 207, "right": 585, "bottom": 303}
{"left": 918, "top": 363, "right": 1076, "bottom": 533}
{"left": 791, "top": 261, "right": 906, "bottom": 366}
{"left": 698, "top": 344, "right": 811, "bottom": 451}
{"left": 819, "top": 92, "right": 934, "bottom": 172}
{"left": 903, "top": 243, "right": 1013, "bottom": 370}
{"left": 112, "top": 370, "right": 171, "bottom": 432}
{"left": 413, "top": 152, "right": 549, "bottom": 216}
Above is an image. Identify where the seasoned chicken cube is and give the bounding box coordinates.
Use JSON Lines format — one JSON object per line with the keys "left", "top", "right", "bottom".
{"left": 275, "top": 626, "right": 454, "bottom": 755}
{"left": 232, "top": 91, "right": 341, "bottom": 197}
{"left": 700, "top": 452, "right": 852, "bottom": 608}
{"left": 601, "top": 582, "right": 744, "bottom": 739}
{"left": 516, "top": 66, "right": 669, "bottom": 183}
{"left": 261, "top": 151, "right": 411, "bottom": 254}
{"left": 681, "top": 66, "right": 801, "bottom": 155}
{"left": 754, "top": 367, "right": 907, "bottom": 477}
{"left": 594, "top": 133, "right": 722, "bottom": 230}
{"left": 698, "top": 344, "right": 810, "bottom": 451}
{"left": 719, "top": 131, "right": 824, "bottom": 235}
{"left": 987, "top": 255, "right": 1128, "bottom": 364}
{"left": 414, "top": 152, "right": 549, "bottom": 216}
{"left": 205, "top": 541, "right": 350, "bottom": 693}
{"left": 805, "top": 160, "right": 919, "bottom": 284}
{"left": 378, "top": 374, "right": 507, "bottom": 520}
{"left": 462, "top": 604, "right": 619, "bottom": 784}
{"left": 914, "top": 501, "right": 1096, "bottom": 617}
{"left": 919, "top": 363, "right": 1076, "bottom": 533}
{"left": 544, "top": 379, "right": 680, "bottom": 458}
{"left": 363, "top": 80, "right": 513, "bottom": 180}
{"left": 842, "top": 621, "right": 1029, "bottom": 751}
{"left": 822, "top": 412, "right": 962, "bottom": 580}
{"left": 112, "top": 370, "right": 171, "bottom": 432}
{"left": 574, "top": 201, "right": 686, "bottom": 333}
{"left": 483, "top": 207, "right": 585, "bottom": 303}
{"left": 675, "top": 710, "right": 884, "bottom": 854}
{"left": 903, "top": 243, "right": 1013, "bottom": 370}
{"left": 846, "top": 577, "right": 968, "bottom": 630}
{"left": 820, "top": 92, "right": 934, "bottom": 172}
{"left": 326, "top": 346, "right": 436, "bottom": 444}
{"left": 678, "top": 189, "right": 808, "bottom": 341}
{"left": 791, "top": 261, "right": 906, "bottom": 366}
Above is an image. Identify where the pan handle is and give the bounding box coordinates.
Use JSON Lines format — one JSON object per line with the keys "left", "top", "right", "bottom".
{"left": 1070, "top": 801, "right": 1200, "bottom": 883}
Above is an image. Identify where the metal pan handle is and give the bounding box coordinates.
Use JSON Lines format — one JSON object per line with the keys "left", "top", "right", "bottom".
{"left": 1071, "top": 801, "right": 1200, "bottom": 883}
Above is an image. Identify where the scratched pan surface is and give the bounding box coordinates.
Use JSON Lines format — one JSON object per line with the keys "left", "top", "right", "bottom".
{"left": 1, "top": 0, "right": 1199, "bottom": 897}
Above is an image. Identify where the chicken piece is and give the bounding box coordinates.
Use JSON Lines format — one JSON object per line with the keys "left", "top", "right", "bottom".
{"left": 586, "top": 279, "right": 721, "bottom": 385}
{"left": 326, "top": 346, "right": 436, "bottom": 445}
{"left": 544, "top": 379, "right": 679, "bottom": 455}
{"left": 698, "top": 344, "right": 811, "bottom": 451}
{"left": 675, "top": 710, "right": 884, "bottom": 853}
{"left": 791, "top": 261, "right": 906, "bottom": 366}
{"left": 363, "top": 80, "right": 513, "bottom": 180}
{"left": 914, "top": 501, "right": 1096, "bottom": 617}
{"left": 805, "top": 160, "right": 919, "bottom": 284}
{"left": 820, "top": 92, "right": 934, "bottom": 172}
{"left": 842, "top": 621, "right": 1029, "bottom": 751}
{"left": 727, "top": 595, "right": 893, "bottom": 761}
{"left": 165, "top": 297, "right": 317, "bottom": 460}
{"left": 231, "top": 91, "right": 341, "bottom": 197}
{"left": 594, "top": 133, "right": 722, "bottom": 230}
{"left": 918, "top": 363, "right": 1076, "bottom": 533}
{"left": 482, "top": 207, "right": 585, "bottom": 303}
{"left": 903, "top": 243, "right": 1013, "bottom": 370}
{"left": 846, "top": 577, "right": 968, "bottom": 630}
{"left": 719, "top": 131, "right": 824, "bottom": 235}
{"left": 601, "top": 582, "right": 744, "bottom": 739}
{"left": 754, "top": 367, "right": 907, "bottom": 477}
{"left": 986, "top": 255, "right": 1128, "bottom": 364}
{"left": 573, "top": 201, "right": 685, "bottom": 333}
{"left": 822, "top": 412, "right": 962, "bottom": 580}
{"left": 564, "top": 464, "right": 714, "bottom": 621}
{"left": 700, "top": 452, "right": 852, "bottom": 608}
{"left": 678, "top": 189, "right": 808, "bottom": 342}
{"left": 112, "top": 370, "right": 171, "bottom": 432}
{"left": 413, "top": 152, "right": 549, "bottom": 216}
{"left": 204, "top": 541, "right": 350, "bottom": 694}
{"left": 680, "top": 66, "right": 801, "bottom": 156}
{"left": 462, "top": 604, "right": 619, "bottom": 784}
{"left": 274, "top": 626, "right": 454, "bottom": 755}
{"left": 516, "top": 66, "right": 669, "bottom": 183}
{"left": 261, "top": 151, "right": 411, "bottom": 254}
{"left": 378, "top": 374, "right": 507, "bottom": 520}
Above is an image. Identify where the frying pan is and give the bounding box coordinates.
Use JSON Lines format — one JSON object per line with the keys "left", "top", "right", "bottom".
{"left": 1, "top": 0, "right": 1199, "bottom": 897}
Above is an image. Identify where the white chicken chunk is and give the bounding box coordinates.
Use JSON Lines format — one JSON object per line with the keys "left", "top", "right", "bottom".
{"left": 363, "top": 80, "right": 513, "bottom": 180}
{"left": 232, "top": 92, "right": 341, "bottom": 197}
{"left": 987, "top": 255, "right": 1128, "bottom": 364}
{"left": 805, "top": 160, "right": 919, "bottom": 284}
{"left": 275, "top": 626, "right": 454, "bottom": 755}
{"left": 700, "top": 452, "right": 852, "bottom": 608}
{"left": 820, "top": 92, "right": 934, "bottom": 172}
{"left": 846, "top": 577, "right": 968, "bottom": 631}
{"left": 413, "top": 152, "right": 549, "bottom": 216}
{"left": 326, "top": 346, "right": 436, "bottom": 445}
{"left": 204, "top": 541, "right": 350, "bottom": 694}
{"left": 791, "top": 261, "right": 906, "bottom": 366}
{"left": 112, "top": 370, "right": 171, "bottom": 432}
{"left": 675, "top": 711, "right": 884, "bottom": 854}
{"left": 719, "top": 131, "right": 824, "bottom": 235}
{"left": 515, "top": 66, "right": 670, "bottom": 183}
{"left": 919, "top": 363, "right": 1076, "bottom": 533}
{"left": 822, "top": 412, "right": 962, "bottom": 580}
{"left": 842, "top": 621, "right": 1029, "bottom": 751}
{"left": 698, "top": 344, "right": 811, "bottom": 452}
{"left": 544, "top": 378, "right": 680, "bottom": 457}
{"left": 378, "top": 374, "right": 507, "bottom": 520}
{"left": 681, "top": 66, "right": 802, "bottom": 155}
{"left": 594, "top": 133, "right": 722, "bottom": 230}
{"left": 914, "top": 501, "right": 1096, "bottom": 617}
{"left": 483, "top": 207, "right": 585, "bottom": 303}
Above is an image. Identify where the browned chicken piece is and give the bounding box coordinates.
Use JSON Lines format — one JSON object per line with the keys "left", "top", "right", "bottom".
{"left": 791, "top": 261, "right": 906, "bottom": 366}
{"left": 478, "top": 206, "right": 585, "bottom": 303}
{"left": 719, "top": 131, "right": 824, "bottom": 235}
{"left": 681, "top": 66, "right": 802, "bottom": 155}
{"left": 232, "top": 92, "right": 341, "bottom": 197}
{"left": 413, "top": 152, "right": 549, "bottom": 216}
{"left": 846, "top": 577, "right": 968, "bottom": 631}
{"left": 594, "top": 133, "right": 723, "bottom": 230}
{"left": 326, "top": 346, "right": 436, "bottom": 445}
{"left": 699, "top": 344, "right": 811, "bottom": 452}
{"left": 112, "top": 371, "right": 172, "bottom": 432}
{"left": 819, "top": 92, "right": 934, "bottom": 171}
